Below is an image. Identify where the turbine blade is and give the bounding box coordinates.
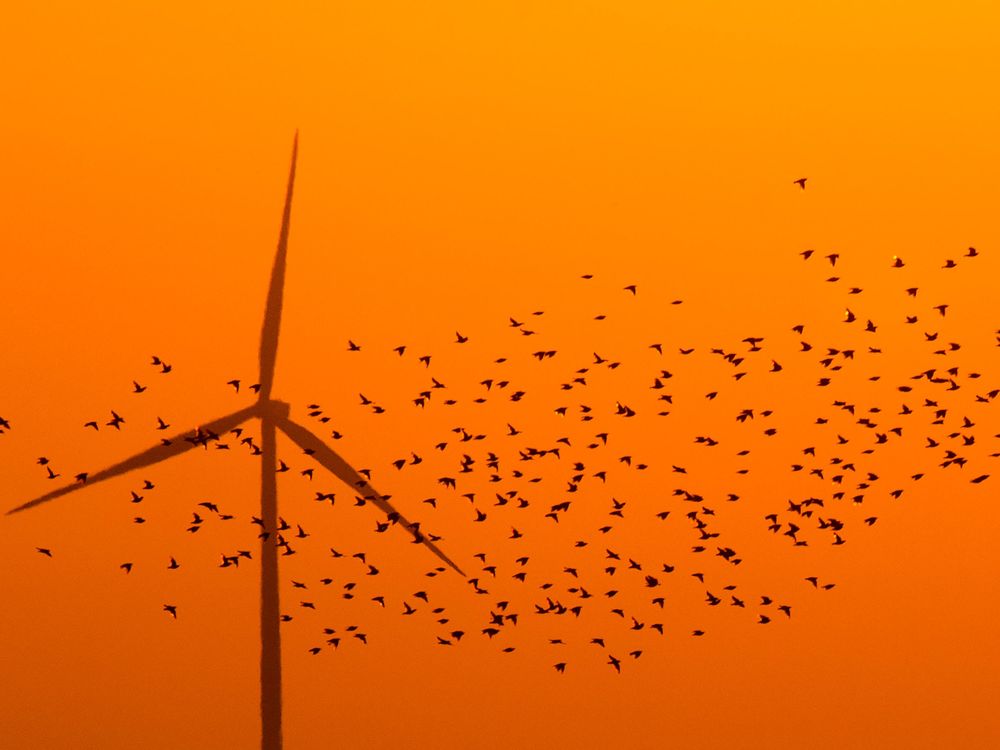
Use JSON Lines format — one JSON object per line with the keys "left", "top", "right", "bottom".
{"left": 276, "top": 416, "right": 466, "bottom": 577}
{"left": 258, "top": 132, "right": 298, "bottom": 401}
{"left": 6, "top": 405, "right": 259, "bottom": 515}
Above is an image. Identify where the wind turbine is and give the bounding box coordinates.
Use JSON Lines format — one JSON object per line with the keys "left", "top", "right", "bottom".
{"left": 7, "top": 134, "right": 465, "bottom": 750}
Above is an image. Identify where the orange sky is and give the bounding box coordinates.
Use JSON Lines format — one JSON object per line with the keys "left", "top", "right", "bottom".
{"left": 2, "top": 2, "right": 999, "bottom": 748}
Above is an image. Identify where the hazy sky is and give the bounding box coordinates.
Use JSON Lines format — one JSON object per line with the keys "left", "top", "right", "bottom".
{"left": 2, "top": 2, "right": 998, "bottom": 748}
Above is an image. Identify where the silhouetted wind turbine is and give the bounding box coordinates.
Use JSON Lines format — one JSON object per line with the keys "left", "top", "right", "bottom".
{"left": 7, "top": 134, "right": 465, "bottom": 750}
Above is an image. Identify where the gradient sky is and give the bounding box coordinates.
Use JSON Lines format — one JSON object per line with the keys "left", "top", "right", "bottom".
{"left": 2, "top": 3, "right": 999, "bottom": 749}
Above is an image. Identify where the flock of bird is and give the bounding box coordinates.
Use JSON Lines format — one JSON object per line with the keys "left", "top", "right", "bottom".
{"left": 7, "top": 216, "right": 997, "bottom": 677}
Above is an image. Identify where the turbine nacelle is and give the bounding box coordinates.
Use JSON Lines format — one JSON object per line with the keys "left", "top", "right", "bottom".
{"left": 258, "top": 399, "right": 291, "bottom": 420}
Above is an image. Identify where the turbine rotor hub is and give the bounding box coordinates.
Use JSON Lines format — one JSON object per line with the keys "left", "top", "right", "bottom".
{"left": 259, "top": 399, "right": 291, "bottom": 419}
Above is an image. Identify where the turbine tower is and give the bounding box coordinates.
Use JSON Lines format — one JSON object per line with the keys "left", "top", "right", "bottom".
{"left": 7, "top": 134, "right": 465, "bottom": 750}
